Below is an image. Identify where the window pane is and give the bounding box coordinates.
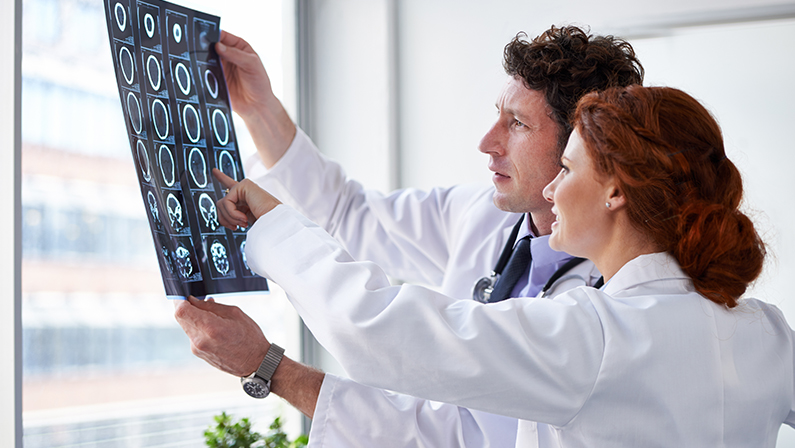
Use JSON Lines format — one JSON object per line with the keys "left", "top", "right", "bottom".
{"left": 21, "top": 0, "right": 300, "bottom": 446}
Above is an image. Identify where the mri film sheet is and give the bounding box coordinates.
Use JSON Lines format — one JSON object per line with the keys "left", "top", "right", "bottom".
{"left": 105, "top": 0, "right": 268, "bottom": 299}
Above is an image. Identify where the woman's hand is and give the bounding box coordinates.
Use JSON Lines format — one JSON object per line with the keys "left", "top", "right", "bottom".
{"left": 214, "top": 169, "right": 281, "bottom": 230}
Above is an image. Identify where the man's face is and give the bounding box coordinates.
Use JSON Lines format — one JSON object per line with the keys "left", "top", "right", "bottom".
{"left": 479, "top": 77, "right": 561, "bottom": 223}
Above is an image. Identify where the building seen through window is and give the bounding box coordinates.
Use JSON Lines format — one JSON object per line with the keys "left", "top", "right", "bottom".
{"left": 21, "top": 0, "right": 299, "bottom": 446}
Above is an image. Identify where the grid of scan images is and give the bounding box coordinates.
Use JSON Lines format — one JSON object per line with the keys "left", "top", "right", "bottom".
{"left": 105, "top": 0, "right": 268, "bottom": 298}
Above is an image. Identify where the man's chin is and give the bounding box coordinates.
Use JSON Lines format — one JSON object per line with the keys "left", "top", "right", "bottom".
{"left": 491, "top": 192, "right": 523, "bottom": 213}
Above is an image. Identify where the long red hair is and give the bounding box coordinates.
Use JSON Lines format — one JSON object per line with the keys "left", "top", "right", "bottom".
{"left": 574, "top": 85, "right": 765, "bottom": 307}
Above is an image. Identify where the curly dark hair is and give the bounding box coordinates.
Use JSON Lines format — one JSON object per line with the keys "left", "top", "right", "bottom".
{"left": 503, "top": 25, "right": 644, "bottom": 152}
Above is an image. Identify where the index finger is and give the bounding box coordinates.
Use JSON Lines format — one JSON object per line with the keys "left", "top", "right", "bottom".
{"left": 213, "top": 168, "right": 238, "bottom": 189}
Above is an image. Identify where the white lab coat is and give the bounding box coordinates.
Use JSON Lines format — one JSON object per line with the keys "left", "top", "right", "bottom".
{"left": 244, "top": 129, "right": 599, "bottom": 447}
{"left": 246, "top": 204, "right": 795, "bottom": 448}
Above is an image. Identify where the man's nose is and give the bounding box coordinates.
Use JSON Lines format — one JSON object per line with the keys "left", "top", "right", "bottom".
{"left": 478, "top": 122, "right": 502, "bottom": 155}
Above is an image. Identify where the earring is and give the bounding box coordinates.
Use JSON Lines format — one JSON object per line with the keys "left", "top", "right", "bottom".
{"left": 605, "top": 202, "right": 612, "bottom": 208}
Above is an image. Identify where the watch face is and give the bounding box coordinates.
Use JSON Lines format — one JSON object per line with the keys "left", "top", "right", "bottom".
{"left": 241, "top": 377, "right": 270, "bottom": 399}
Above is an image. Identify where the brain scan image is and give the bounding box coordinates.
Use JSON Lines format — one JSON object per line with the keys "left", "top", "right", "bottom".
{"left": 147, "top": 191, "right": 160, "bottom": 225}
{"left": 136, "top": 140, "right": 151, "bottom": 182}
{"left": 172, "top": 22, "right": 183, "bottom": 44}
{"left": 161, "top": 245, "right": 174, "bottom": 274}
{"left": 187, "top": 147, "right": 208, "bottom": 188}
{"left": 182, "top": 103, "right": 201, "bottom": 143}
{"left": 144, "top": 13, "right": 156, "bottom": 39}
{"left": 137, "top": 3, "right": 163, "bottom": 50}
{"left": 151, "top": 99, "right": 169, "bottom": 140}
{"left": 210, "top": 240, "right": 230, "bottom": 275}
{"left": 146, "top": 54, "right": 161, "bottom": 91}
{"left": 114, "top": 3, "right": 126, "bottom": 32}
{"left": 218, "top": 150, "right": 237, "bottom": 181}
{"left": 174, "top": 244, "right": 193, "bottom": 278}
{"left": 198, "top": 193, "right": 219, "bottom": 231}
{"left": 212, "top": 109, "right": 229, "bottom": 146}
{"left": 166, "top": 193, "right": 184, "bottom": 232}
{"left": 204, "top": 69, "right": 218, "bottom": 99}
{"left": 159, "top": 144, "right": 176, "bottom": 187}
{"left": 193, "top": 18, "right": 217, "bottom": 57}
{"left": 175, "top": 62, "right": 191, "bottom": 96}
{"left": 126, "top": 92, "right": 143, "bottom": 134}
{"left": 240, "top": 240, "right": 249, "bottom": 271}
{"left": 119, "top": 46, "right": 134, "bottom": 85}
{"left": 198, "top": 30, "right": 211, "bottom": 52}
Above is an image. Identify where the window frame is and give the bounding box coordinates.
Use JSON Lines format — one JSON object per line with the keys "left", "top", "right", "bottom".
{"left": 1, "top": 0, "right": 23, "bottom": 447}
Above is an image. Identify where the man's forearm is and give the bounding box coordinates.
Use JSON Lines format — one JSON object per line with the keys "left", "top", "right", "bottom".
{"left": 243, "top": 97, "right": 296, "bottom": 169}
{"left": 271, "top": 356, "right": 324, "bottom": 418}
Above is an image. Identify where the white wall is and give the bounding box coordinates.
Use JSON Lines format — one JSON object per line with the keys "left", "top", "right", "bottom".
{"left": 299, "top": 0, "right": 795, "bottom": 443}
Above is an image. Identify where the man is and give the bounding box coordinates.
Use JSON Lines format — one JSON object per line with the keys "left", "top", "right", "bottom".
{"left": 176, "top": 25, "right": 643, "bottom": 447}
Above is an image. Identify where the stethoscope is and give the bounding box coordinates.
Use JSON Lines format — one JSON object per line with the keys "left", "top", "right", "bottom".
{"left": 472, "top": 215, "right": 603, "bottom": 303}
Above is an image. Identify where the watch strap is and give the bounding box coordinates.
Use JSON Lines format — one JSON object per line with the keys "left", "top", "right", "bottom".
{"left": 254, "top": 343, "right": 284, "bottom": 381}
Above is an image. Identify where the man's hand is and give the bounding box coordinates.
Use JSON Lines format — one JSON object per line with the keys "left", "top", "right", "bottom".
{"left": 216, "top": 31, "right": 296, "bottom": 168}
{"left": 174, "top": 296, "right": 325, "bottom": 418}
{"left": 174, "top": 295, "right": 268, "bottom": 377}
{"left": 214, "top": 168, "right": 281, "bottom": 230}
{"left": 215, "top": 31, "right": 274, "bottom": 121}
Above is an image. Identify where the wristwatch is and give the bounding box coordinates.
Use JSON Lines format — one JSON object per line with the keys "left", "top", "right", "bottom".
{"left": 240, "top": 343, "right": 284, "bottom": 398}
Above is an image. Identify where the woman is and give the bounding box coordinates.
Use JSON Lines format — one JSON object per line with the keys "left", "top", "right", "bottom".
{"left": 219, "top": 85, "right": 794, "bottom": 446}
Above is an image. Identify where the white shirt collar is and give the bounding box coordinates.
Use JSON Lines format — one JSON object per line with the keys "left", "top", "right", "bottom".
{"left": 602, "top": 252, "right": 693, "bottom": 297}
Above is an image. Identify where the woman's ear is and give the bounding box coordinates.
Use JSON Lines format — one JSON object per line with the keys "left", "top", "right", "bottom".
{"left": 605, "top": 183, "right": 626, "bottom": 211}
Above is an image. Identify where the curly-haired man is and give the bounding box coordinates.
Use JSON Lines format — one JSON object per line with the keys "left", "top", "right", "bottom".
{"left": 177, "top": 25, "right": 644, "bottom": 448}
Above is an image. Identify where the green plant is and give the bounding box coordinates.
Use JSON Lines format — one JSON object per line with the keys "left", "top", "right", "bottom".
{"left": 204, "top": 412, "right": 307, "bottom": 448}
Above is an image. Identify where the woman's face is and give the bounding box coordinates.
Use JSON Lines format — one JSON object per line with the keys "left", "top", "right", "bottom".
{"left": 543, "top": 129, "right": 614, "bottom": 257}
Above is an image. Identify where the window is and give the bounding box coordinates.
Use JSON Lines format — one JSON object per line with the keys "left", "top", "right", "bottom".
{"left": 21, "top": 0, "right": 301, "bottom": 446}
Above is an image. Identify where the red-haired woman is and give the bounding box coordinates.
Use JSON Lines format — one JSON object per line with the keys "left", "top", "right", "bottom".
{"left": 203, "top": 85, "right": 794, "bottom": 447}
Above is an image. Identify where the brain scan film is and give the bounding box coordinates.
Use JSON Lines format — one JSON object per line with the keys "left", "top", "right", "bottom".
{"left": 152, "top": 99, "right": 169, "bottom": 140}
{"left": 187, "top": 147, "right": 207, "bottom": 187}
{"left": 114, "top": 2, "right": 126, "bottom": 32}
{"left": 175, "top": 62, "right": 191, "bottom": 96}
{"left": 119, "top": 46, "right": 134, "bottom": 85}
{"left": 204, "top": 69, "right": 218, "bottom": 99}
{"left": 218, "top": 150, "right": 237, "bottom": 181}
{"left": 126, "top": 92, "right": 143, "bottom": 134}
{"left": 240, "top": 239, "right": 249, "bottom": 271}
{"left": 182, "top": 103, "right": 200, "bottom": 143}
{"left": 159, "top": 144, "right": 175, "bottom": 187}
{"left": 172, "top": 22, "right": 182, "bottom": 43}
{"left": 198, "top": 193, "right": 219, "bottom": 231}
{"left": 161, "top": 245, "right": 174, "bottom": 274}
{"left": 144, "top": 13, "right": 156, "bottom": 38}
{"left": 175, "top": 245, "right": 193, "bottom": 278}
{"left": 147, "top": 190, "right": 160, "bottom": 224}
{"left": 136, "top": 140, "right": 151, "bottom": 182}
{"left": 166, "top": 193, "right": 184, "bottom": 232}
{"left": 106, "top": 0, "right": 268, "bottom": 298}
{"left": 146, "top": 54, "right": 161, "bottom": 91}
{"left": 210, "top": 240, "right": 229, "bottom": 275}
{"left": 212, "top": 109, "right": 229, "bottom": 146}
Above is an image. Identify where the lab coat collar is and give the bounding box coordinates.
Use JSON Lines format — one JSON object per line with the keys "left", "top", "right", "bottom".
{"left": 602, "top": 252, "right": 693, "bottom": 297}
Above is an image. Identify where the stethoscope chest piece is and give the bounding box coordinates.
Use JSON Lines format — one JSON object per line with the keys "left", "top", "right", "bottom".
{"left": 472, "top": 274, "right": 497, "bottom": 303}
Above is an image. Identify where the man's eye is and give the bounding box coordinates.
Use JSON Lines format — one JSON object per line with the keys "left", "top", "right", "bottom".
{"left": 513, "top": 119, "right": 525, "bottom": 127}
